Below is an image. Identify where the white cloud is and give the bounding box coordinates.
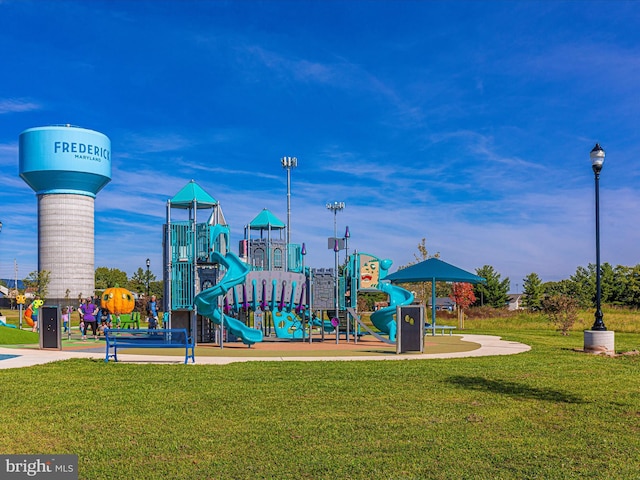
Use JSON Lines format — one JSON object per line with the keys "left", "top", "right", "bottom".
{"left": 0, "top": 98, "right": 41, "bottom": 114}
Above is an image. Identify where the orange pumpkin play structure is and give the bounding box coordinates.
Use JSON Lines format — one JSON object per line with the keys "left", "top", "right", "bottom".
{"left": 101, "top": 287, "right": 135, "bottom": 314}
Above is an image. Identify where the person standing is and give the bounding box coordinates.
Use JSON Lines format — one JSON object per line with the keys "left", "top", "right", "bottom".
{"left": 29, "top": 296, "right": 42, "bottom": 333}
{"left": 147, "top": 295, "right": 158, "bottom": 329}
{"left": 61, "top": 307, "right": 70, "bottom": 333}
{"left": 79, "top": 298, "right": 99, "bottom": 340}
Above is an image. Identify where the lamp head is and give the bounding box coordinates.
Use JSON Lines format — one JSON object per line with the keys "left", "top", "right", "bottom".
{"left": 590, "top": 143, "right": 605, "bottom": 174}
{"left": 281, "top": 156, "right": 298, "bottom": 168}
{"left": 326, "top": 201, "right": 345, "bottom": 212}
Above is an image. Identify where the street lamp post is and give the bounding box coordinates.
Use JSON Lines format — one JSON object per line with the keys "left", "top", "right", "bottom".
{"left": 584, "top": 143, "right": 615, "bottom": 354}
{"left": 146, "top": 258, "right": 150, "bottom": 298}
{"left": 0, "top": 221, "right": 3, "bottom": 302}
{"left": 326, "top": 201, "right": 345, "bottom": 344}
{"left": 0, "top": 221, "right": 3, "bottom": 292}
{"left": 281, "top": 156, "right": 297, "bottom": 271}
{"left": 590, "top": 143, "right": 606, "bottom": 331}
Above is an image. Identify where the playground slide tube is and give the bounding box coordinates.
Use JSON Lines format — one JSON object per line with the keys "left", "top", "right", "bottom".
{"left": 370, "top": 282, "right": 414, "bottom": 342}
{"left": 194, "top": 251, "right": 263, "bottom": 346}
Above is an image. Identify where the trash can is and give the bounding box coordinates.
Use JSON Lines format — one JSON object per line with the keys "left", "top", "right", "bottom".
{"left": 39, "top": 305, "right": 62, "bottom": 350}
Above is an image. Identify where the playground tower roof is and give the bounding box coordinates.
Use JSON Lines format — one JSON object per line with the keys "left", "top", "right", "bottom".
{"left": 170, "top": 180, "right": 218, "bottom": 208}
{"left": 249, "top": 208, "right": 285, "bottom": 230}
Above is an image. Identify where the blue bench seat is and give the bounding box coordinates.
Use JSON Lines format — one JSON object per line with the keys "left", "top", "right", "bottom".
{"left": 105, "top": 328, "right": 195, "bottom": 364}
{"left": 425, "top": 324, "right": 457, "bottom": 336}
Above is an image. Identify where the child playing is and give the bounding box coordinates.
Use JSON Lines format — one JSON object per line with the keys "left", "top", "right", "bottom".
{"left": 61, "top": 307, "right": 70, "bottom": 333}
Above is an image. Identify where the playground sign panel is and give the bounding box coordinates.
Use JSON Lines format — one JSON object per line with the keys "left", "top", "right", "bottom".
{"left": 396, "top": 305, "right": 424, "bottom": 354}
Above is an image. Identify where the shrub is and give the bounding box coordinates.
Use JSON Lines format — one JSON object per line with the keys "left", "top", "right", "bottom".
{"left": 542, "top": 294, "right": 579, "bottom": 335}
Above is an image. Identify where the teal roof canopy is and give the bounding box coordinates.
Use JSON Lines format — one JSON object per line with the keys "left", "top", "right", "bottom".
{"left": 385, "top": 258, "right": 485, "bottom": 332}
{"left": 249, "top": 209, "right": 285, "bottom": 230}
{"left": 170, "top": 180, "right": 218, "bottom": 209}
{"left": 385, "top": 258, "right": 485, "bottom": 284}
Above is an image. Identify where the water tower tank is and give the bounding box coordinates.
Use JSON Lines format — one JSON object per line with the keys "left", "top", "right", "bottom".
{"left": 19, "top": 125, "right": 112, "bottom": 305}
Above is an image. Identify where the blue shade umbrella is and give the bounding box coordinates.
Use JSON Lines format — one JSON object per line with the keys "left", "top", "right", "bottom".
{"left": 384, "top": 258, "right": 485, "bottom": 334}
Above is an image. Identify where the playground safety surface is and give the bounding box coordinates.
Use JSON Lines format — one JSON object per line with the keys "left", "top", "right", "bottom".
{"left": 0, "top": 334, "right": 530, "bottom": 369}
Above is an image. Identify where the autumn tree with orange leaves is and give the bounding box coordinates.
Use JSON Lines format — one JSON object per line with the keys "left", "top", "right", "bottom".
{"left": 449, "top": 282, "right": 476, "bottom": 329}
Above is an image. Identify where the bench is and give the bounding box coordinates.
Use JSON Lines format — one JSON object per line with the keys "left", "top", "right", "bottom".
{"left": 425, "top": 324, "right": 457, "bottom": 336}
{"left": 117, "top": 312, "right": 140, "bottom": 329}
{"left": 104, "top": 328, "right": 195, "bottom": 364}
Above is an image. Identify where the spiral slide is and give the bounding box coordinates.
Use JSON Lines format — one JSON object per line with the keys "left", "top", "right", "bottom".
{"left": 370, "top": 282, "right": 414, "bottom": 342}
{"left": 194, "top": 251, "right": 263, "bottom": 346}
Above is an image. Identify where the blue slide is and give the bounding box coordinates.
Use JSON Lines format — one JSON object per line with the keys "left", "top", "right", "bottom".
{"left": 194, "top": 251, "right": 263, "bottom": 346}
{"left": 370, "top": 282, "right": 414, "bottom": 342}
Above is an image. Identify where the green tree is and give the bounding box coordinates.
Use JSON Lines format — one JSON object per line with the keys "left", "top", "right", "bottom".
{"left": 473, "top": 265, "right": 509, "bottom": 308}
{"left": 128, "top": 267, "right": 157, "bottom": 296}
{"left": 23, "top": 270, "right": 51, "bottom": 301}
{"left": 398, "top": 237, "right": 443, "bottom": 305}
{"left": 522, "top": 272, "right": 544, "bottom": 311}
{"left": 569, "top": 265, "right": 593, "bottom": 308}
{"left": 95, "top": 267, "right": 129, "bottom": 291}
{"left": 614, "top": 264, "right": 640, "bottom": 307}
{"left": 543, "top": 279, "right": 574, "bottom": 297}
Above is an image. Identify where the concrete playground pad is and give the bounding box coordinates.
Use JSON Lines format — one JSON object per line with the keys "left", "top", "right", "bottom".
{"left": 0, "top": 335, "right": 530, "bottom": 369}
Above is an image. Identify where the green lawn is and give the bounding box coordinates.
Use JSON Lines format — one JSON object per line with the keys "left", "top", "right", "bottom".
{"left": 1, "top": 311, "right": 639, "bottom": 479}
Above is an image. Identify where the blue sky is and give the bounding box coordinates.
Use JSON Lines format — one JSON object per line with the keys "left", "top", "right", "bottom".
{"left": 0, "top": 0, "right": 639, "bottom": 291}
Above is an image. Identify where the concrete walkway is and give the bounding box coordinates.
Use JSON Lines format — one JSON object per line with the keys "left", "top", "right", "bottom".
{"left": 0, "top": 335, "right": 530, "bottom": 369}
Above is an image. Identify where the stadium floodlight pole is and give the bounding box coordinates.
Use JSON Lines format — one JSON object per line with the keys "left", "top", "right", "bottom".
{"left": 326, "top": 201, "right": 345, "bottom": 344}
{"left": 590, "top": 143, "right": 606, "bottom": 331}
{"left": 281, "top": 156, "right": 297, "bottom": 272}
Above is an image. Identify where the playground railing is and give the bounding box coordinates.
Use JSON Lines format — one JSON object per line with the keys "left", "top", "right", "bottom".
{"left": 104, "top": 328, "right": 195, "bottom": 364}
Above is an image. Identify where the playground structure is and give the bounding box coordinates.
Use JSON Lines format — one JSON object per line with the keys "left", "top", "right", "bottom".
{"left": 163, "top": 180, "right": 415, "bottom": 347}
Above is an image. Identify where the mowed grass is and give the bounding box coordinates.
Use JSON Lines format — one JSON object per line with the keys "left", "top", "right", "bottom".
{"left": 0, "top": 309, "right": 639, "bottom": 479}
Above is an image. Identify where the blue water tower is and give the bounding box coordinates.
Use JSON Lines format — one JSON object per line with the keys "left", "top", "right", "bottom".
{"left": 19, "top": 125, "right": 112, "bottom": 305}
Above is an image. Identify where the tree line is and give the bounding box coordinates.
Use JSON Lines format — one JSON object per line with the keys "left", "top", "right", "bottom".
{"left": 95, "top": 266, "right": 163, "bottom": 300}
{"left": 400, "top": 238, "right": 640, "bottom": 311}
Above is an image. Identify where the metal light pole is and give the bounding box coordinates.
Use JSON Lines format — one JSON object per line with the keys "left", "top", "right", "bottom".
{"left": 146, "top": 258, "right": 150, "bottom": 298}
{"left": 590, "top": 143, "right": 606, "bottom": 331}
{"left": 326, "top": 201, "right": 345, "bottom": 343}
{"left": 282, "top": 156, "right": 297, "bottom": 271}
{"left": 0, "top": 221, "right": 3, "bottom": 294}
